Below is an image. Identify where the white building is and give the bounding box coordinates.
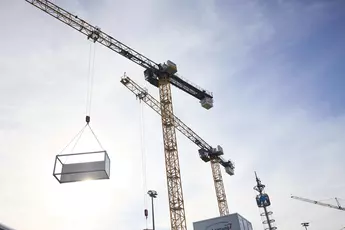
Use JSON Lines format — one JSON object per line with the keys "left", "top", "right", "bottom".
{"left": 193, "top": 213, "right": 253, "bottom": 230}
{"left": 0, "top": 222, "right": 15, "bottom": 230}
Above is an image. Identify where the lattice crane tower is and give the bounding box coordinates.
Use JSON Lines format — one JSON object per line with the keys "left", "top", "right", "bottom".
{"left": 120, "top": 75, "right": 235, "bottom": 216}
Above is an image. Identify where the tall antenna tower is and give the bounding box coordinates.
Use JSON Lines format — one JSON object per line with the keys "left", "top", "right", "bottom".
{"left": 253, "top": 172, "right": 277, "bottom": 230}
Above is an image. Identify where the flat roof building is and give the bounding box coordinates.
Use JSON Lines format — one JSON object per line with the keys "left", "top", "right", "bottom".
{"left": 0, "top": 222, "right": 15, "bottom": 230}
{"left": 193, "top": 213, "right": 253, "bottom": 230}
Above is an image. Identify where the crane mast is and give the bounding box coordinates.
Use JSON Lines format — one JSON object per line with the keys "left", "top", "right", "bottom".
{"left": 25, "top": 1, "right": 216, "bottom": 229}
{"left": 291, "top": 195, "right": 345, "bottom": 211}
{"left": 120, "top": 75, "right": 235, "bottom": 216}
{"left": 159, "top": 73, "right": 186, "bottom": 229}
{"left": 210, "top": 159, "right": 228, "bottom": 215}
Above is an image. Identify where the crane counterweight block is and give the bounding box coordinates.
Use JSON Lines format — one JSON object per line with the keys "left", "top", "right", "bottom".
{"left": 219, "top": 156, "right": 235, "bottom": 176}
{"left": 198, "top": 148, "right": 211, "bottom": 162}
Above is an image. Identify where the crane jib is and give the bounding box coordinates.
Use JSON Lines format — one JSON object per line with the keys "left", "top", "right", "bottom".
{"left": 25, "top": 0, "right": 214, "bottom": 103}
{"left": 120, "top": 76, "right": 234, "bottom": 172}
{"left": 25, "top": 0, "right": 159, "bottom": 70}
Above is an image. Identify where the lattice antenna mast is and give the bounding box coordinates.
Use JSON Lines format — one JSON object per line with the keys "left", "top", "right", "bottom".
{"left": 120, "top": 75, "right": 235, "bottom": 216}
{"left": 25, "top": 1, "right": 216, "bottom": 230}
{"left": 254, "top": 172, "right": 277, "bottom": 230}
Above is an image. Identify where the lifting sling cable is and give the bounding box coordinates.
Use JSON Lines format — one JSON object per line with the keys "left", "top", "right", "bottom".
{"left": 60, "top": 123, "right": 88, "bottom": 164}
{"left": 58, "top": 123, "right": 88, "bottom": 156}
{"left": 86, "top": 42, "right": 96, "bottom": 116}
{"left": 57, "top": 42, "right": 103, "bottom": 166}
{"left": 84, "top": 42, "right": 105, "bottom": 150}
{"left": 70, "top": 123, "right": 87, "bottom": 152}
{"left": 140, "top": 96, "right": 149, "bottom": 228}
{"left": 87, "top": 121, "right": 105, "bottom": 150}
{"left": 139, "top": 74, "right": 150, "bottom": 228}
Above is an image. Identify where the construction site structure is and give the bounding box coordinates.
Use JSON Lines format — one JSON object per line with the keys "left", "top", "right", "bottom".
{"left": 25, "top": 1, "right": 216, "bottom": 229}
{"left": 0, "top": 222, "right": 16, "bottom": 230}
{"left": 193, "top": 213, "right": 253, "bottom": 230}
{"left": 254, "top": 172, "right": 277, "bottom": 230}
{"left": 120, "top": 75, "right": 235, "bottom": 216}
{"left": 291, "top": 195, "right": 345, "bottom": 211}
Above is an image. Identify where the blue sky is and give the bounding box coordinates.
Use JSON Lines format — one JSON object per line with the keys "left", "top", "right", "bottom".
{"left": 0, "top": 0, "right": 344, "bottom": 230}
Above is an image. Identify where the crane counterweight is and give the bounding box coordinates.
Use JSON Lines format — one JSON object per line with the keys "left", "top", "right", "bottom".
{"left": 200, "top": 97, "right": 214, "bottom": 110}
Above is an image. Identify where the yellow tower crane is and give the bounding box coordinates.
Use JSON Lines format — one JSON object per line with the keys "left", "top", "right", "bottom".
{"left": 120, "top": 75, "right": 235, "bottom": 216}
{"left": 25, "top": 1, "right": 216, "bottom": 229}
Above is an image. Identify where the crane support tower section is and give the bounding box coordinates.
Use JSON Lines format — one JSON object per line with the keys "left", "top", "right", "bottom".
{"left": 158, "top": 71, "right": 187, "bottom": 230}
{"left": 120, "top": 75, "right": 235, "bottom": 216}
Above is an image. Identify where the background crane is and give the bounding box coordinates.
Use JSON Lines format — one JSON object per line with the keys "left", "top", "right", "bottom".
{"left": 291, "top": 195, "right": 345, "bottom": 211}
{"left": 120, "top": 75, "right": 235, "bottom": 216}
{"left": 25, "top": 1, "right": 214, "bottom": 229}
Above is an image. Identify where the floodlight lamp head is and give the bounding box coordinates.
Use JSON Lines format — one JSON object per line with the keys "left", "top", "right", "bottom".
{"left": 148, "top": 190, "right": 158, "bottom": 198}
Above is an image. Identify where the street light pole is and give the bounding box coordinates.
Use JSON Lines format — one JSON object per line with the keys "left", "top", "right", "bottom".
{"left": 148, "top": 190, "right": 158, "bottom": 230}
{"left": 151, "top": 195, "right": 155, "bottom": 230}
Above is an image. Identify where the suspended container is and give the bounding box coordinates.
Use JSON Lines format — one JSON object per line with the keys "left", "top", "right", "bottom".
{"left": 53, "top": 116, "right": 110, "bottom": 183}
{"left": 53, "top": 150, "right": 110, "bottom": 183}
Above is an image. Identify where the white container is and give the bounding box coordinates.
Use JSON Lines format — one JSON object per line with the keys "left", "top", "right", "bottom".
{"left": 53, "top": 150, "right": 110, "bottom": 183}
{"left": 193, "top": 213, "right": 253, "bottom": 230}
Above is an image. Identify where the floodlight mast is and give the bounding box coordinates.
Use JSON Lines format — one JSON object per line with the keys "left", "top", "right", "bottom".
{"left": 148, "top": 190, "right": 158, "bottom": 230}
